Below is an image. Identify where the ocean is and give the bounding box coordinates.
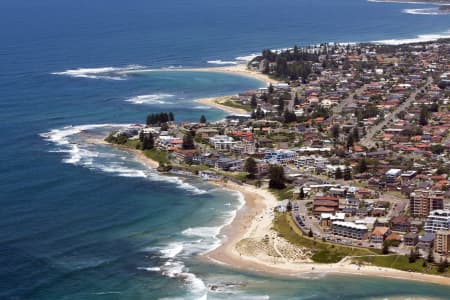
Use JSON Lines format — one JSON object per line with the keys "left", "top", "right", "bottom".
{"left": 1, "top": 0, "right": 450, "bottom": 299}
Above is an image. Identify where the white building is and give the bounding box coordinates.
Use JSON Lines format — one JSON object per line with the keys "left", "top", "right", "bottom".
{"left": 332, "top": 221, "right": 368, "bottom": 240}
{"left": 209, "top": 135, "right": 236, "bottom": 151}
{"left": 425, "top": 210, "right": 450, "bottom": 233}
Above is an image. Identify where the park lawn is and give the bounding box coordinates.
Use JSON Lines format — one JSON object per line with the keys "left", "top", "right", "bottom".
{"left": 270, "top": 187, "right": 294, "bottom": 201}
{"left": 143, "top": 148, "right": 170, "bottom": 165}
{"left": 352, "top": 255, "right": 450, "bottom": 276}
{"left": 273, "top": 213, "right": 379, "bottom": 263}
{"left": 220, "top": 99, "right": 252, "bottom": 112}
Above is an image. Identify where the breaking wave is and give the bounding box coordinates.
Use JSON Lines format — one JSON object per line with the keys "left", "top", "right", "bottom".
{"left": 51, "top": 65, "right": 147, "bottom": 80}
{"left": 125, "top": 94, "right": 175, "bottom": 105}
{"left": 373, "top": 30, "right": 450, "bottom": 45}
{"left": 402, "top": 7, "right": 449, "bottom": 15}
{"left": 40, "top": 124, "right": 208, "bottom": 195}
{"left": 207, "top": 60, "right": 238, "bottom": 65}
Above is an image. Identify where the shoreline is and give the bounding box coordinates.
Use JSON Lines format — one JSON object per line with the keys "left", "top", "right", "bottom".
{"left": 165, "top": 64, "right": 280, "bottom": 85}
{"left": 201, "top": 182, "right": 450, "bottom": 287}
{"left": 195, "top": 96, "right": 249, "bottom": 115}
{"left": 93, "top": 136, "right": 450, "bottom": 287}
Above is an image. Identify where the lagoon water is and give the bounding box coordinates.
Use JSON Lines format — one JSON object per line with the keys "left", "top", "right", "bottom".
{"left": 1, "top": 0, "right": 450, "bottom": 299}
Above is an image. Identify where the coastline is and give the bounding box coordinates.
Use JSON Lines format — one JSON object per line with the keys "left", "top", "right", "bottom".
{"left": 201, "top": 182, "right": 450, "bottom": 287}
{"left": 93, "top": 131, "right": 450, "bottom": 287}
{"left": 195, "top": 96, "right": 249, "bottom": 115}
{"left": 167, "top": 64, "right": 280, "bottom": 85}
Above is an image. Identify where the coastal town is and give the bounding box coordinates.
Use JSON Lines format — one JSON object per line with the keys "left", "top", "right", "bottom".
{"left": 106, "top": 40, "right": 450, "bottom": 280}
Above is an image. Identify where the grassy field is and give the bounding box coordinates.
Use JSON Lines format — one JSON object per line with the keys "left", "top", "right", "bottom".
{"left": 273, "top": 213, "right": 379, "bottom": 263}
{"left": 143, "top": 148, "right": 170, "bottom": 165}
{"left": 352, "top": 255, "right": 450, "bottom": 276}
{"left": 270, "top": 187, "right": 293, "bottom": 201}
{"left": 219, "top": 99, "right": 252, "bottom": 112}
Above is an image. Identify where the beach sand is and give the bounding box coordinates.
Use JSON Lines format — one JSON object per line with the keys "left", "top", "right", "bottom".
{"left": 195, "top": 96, "right": 249, "bottom": 115}
{"left": 167, "top": 64, "right": 279, "bottom": 85}
{"left": 203, "top": 181, "right": 450, "bottom": 286}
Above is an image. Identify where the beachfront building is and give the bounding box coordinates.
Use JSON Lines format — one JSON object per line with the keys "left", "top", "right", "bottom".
{"left": 434, "top": 230, "right": 450, "bottom": 256}
{"left": 409, "top": 190, "right": 445, "bottom": 218}
{"left": 424, "top": 209, "right": 450, "bottom": 233}
{"left": 264, "top": 150, "right": 296, "bottom": 165}
{"left": 319, "top": 212, "right": 345, "bottom": 229}
{"left": 313, "top": 196, "right": 339, "bottom": 215}
{"left": 370, "top": 226, "right": 391, "bottom": 243}
{"left": 332, "top": 221, "right": 368, "bottom": 240}
{"left": 209, "top": 135, "right": 236, "bottom": 151}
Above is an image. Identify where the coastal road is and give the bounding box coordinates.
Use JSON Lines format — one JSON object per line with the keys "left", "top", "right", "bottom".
{"left": 360, "top": 76, "right": 433, "bottom": 149}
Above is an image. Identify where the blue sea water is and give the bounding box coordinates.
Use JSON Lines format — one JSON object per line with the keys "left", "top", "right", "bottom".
{"left": 1, "top": 0, "right": 450, "bottom": 299}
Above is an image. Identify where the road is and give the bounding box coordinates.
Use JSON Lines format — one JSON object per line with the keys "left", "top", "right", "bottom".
{"left": 332, "top": 84, "right": 366, "bottom": 115}
{"left": 360, "top": 76, "right": 433, "bottom": 149}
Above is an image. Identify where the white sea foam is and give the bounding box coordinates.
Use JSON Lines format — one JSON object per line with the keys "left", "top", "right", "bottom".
{"left": 160, "top": 242, "right": 184, "bottom": 258}
{"left": 137, "top": 266, "right": 161, "bottom": 272}
{"left": 207, "top": 60, "right": 238, "bottom": 65}
{"left": 373, "top": 31, "right": 450, "bottom": 45}
{"left": 235, "top": 53, "right": 260, "bottom": 62}
{"left": 402, "top": 7, "right": 448, "bottom": 15}
{"left": 193, "top": 105, "right": 211, "bottom": 110}
{"left": 125, "top": 94, "right": 175, "bottom": 105}
{"left": 52, "top": 65, "right": 147, "bottom": 80}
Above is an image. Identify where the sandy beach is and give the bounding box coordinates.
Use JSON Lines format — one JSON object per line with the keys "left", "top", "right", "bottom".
{"left": 195, "top": 96, "right": 249, "bottom": 115}
{"left": 166, "top": 64, "right": 280, "bottom": 85}
{"left": 203, "top": 181, "right": 450, "bottom": 287}
{"left": 93, "top": 137, "right": 450, "bottom": 287}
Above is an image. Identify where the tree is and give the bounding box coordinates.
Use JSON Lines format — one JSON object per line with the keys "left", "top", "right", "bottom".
{"left": 268, "top": 165, "right": 286, "bottom": 189}
{"left": 199, "top": 115, "right": 207, "bottom": 124}
{"left": 382, "top": 241, "right": 389, "bottom": 254}
{"left": 437, "top": 258, "right": 449, "bottom": 273}
{"left": 427, "top": 248, "right": 434, "bottom": 263}
{"left": 244, "top": 157, "right": 258, "bottom": 179}
{"left": 331, "top": 124, "right": 340, "bottom": 142}
{"left": 358, "top": 158, "right": 368, "bottom": 173}
{"left": 182, "top": 132, "right": 195, "bottom": 150}
{"left": 299, "top": 187, "right": 305, "bottom": 199}
{"left": 250, "top": 94, "right": 257, "bottom": 109}
{"left": 294, "top": 92, "right": 300, "bottom": 106}
{"left": 419, "top": 105, "right": 429, "bottom": 126}
{"left": 352, "top": 127, "right": 360, "bottom": 142}
{"left": 308, "top": 229, "right": 313, "bottom": 237}
{"left": 408, "top": 248, "right": 418, "bottom": 263}
{"left": 335, "top": 167, "right": 343, "bottom": 179}
{"left": 169, "top": 112, "right": 174, "bottom": 122}
{"left": 346, "top": 134, "right": 354, "bottom": 150}
{"left": 268, "top": 83, "right": 274, "bottom": 94}
{"left": 142, "top": 133, "right": 154, "bottom": 150}
{"left": 344, "top": 166, "right": 352, "bottom": 181}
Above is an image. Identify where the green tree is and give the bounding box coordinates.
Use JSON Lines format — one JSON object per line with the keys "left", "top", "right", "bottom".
{"left": 437, "top": 258, "right": 449, "bottom": 273}
{"left": 268, "top": 165, "right": 286, "bottom": 189}
{"left": 142, "top": 133, "right": 154, "bottom": 150}
{"left": 299, "top": 187, "right": 305, "bottom": 199}
{"left": 419, "top": 105, "right": 429, "bottom": 126}
{"left": 294, "top": 92, "right": 300, "bottom": 106}
{"left": 250, "top": 94, "right": 257, "bottom": 109}
{"left": 408, "top": 248, "right": 418, "bottom": 263}
{"left": 353, "top": 127, "right": 360, "bottom": 142}
{"left": 427, "top": 248, "right": 434, "bottom": 263}
{"left": 199, "top": 115, "right": 207, "bottom": 124}
{"left": 344, "top": 166, "right": 352, "bottom": 181}
{"left": 268, "top": 83, "right": 274, "bottom": 94}
{"left": 382, "top": 241, "right": 389, "bottom": 255}
{"left": 335, "top": 167, "right": 343, "bottom": 179}
{"left": 346, "top": 134, "right": 354, "bottom": 149}
{"left": 244, "top": 157, "right": 258, "bottom": 179}
{"left": 331, "top": 124, "right": 340, "bottom": 142}
{"left": 169, "top": 112, "right": 175, "bottom": 122}
{"left": 182, "top": 132, "right": 195, "bottom": 150}
{"left": 358, "top": 158, "right": 368, "bottom": 173}
{"left": 308, "top": 228, "right": 313, "bottom": 238}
